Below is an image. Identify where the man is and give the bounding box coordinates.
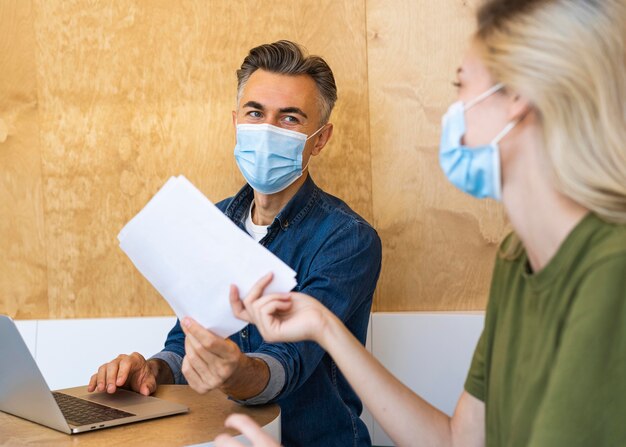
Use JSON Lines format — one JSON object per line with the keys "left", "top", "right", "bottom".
{"left": 89, "top": 40, "right": 382, "bottom": 446}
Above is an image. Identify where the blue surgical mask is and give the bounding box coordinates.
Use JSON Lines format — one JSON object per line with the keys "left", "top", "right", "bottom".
{"left": 234, "top": 123, "right": 325, "bottom": 195}
{"left": 439, "top": 83, "right": 517, "bottom": 201}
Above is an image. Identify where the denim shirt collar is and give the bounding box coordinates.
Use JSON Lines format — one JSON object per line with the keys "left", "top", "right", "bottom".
{"left": 224, "top": 175, "right": 320, "bottom": 233}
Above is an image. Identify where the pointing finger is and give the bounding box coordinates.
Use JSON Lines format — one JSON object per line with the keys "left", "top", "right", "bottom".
{"left": 230, "top": 284, "right": 250, "bottom": 322}
{"left": 243, "top": 273, "right": 275, "bottom": 307}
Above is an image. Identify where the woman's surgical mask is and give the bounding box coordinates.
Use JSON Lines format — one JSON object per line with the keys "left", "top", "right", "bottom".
{"left": 439, "top": 83, "right": 517, "bottom": 201}
{"left": 234, "top": 123, "right": 325, "bottom": 195}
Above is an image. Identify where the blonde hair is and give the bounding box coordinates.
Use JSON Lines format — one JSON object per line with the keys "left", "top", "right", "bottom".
{"left": 474, "top": 0, "right": 626, "bottom": 258}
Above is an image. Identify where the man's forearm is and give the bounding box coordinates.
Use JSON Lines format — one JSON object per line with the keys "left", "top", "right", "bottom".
{"left": 148, "top": 358, "right": 175, "bottom": 385}
{"left": 220, "top": 355, "right": 270, "bottom": 401}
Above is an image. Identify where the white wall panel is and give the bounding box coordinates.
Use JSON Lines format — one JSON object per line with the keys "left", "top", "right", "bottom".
{"left": 369, "top": 312, "right": 484, "bottom": 446}
{"left": 14, "top": 319, "right": 38, "bottom": 359}
{"left": 361, "top": 314, "right": 375, "bottom": 440}
{"left": 35, "top": 316, "right": 177, "bottom": 390}
{"left": 11, "top": 312, "right": 483, "bottom": 446}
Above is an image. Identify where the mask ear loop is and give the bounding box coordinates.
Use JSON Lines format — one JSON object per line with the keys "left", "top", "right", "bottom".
{"left": 491, "top": 120, "right": 518, "bottom": 145}
{"left": 464, "top": 82, "right": 505, "bottom": 110}
{"left": 489, "top": 118, "right": 519, "bottom": 201}
{"left": 302, "top": 123, "right": 328, "bottom": 172}
{"left": 306, "top": 123, "right": 327, "bottom": 141}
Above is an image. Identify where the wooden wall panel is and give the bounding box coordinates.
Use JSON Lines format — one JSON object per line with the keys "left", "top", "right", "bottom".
{"left": 2, "top": 0, "right": 512, "bottom": 319}
{"left": 1, "top": 0, "right": 371, "bottom": 318}
{"left": 0, "top": 0, "right": 48, "bottom": 318}
{"left": 367, "top": 0, "right": 510, "bottom": 311}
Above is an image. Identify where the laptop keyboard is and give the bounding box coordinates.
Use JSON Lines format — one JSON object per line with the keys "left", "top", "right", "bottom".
{"left": 52, "top": 392, "right": 135, "bottom": 426}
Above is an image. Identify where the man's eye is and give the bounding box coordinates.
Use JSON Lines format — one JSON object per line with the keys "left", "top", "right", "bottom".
{"left": 247, "top": 111, "right": 262, "bottom": 118}
{"left": 282, "top": 116, "right": 299, "bottom": 124}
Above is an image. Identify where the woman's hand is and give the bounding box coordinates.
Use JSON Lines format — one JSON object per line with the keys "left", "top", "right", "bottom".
{"left": 230, "top": 273, "right": 329, "bottom": 344}
{"left": 214, "top": 414, "right": 280, "bottom": 447}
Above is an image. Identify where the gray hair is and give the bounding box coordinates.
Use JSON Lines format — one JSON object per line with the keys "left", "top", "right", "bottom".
{"left": 236, "top": 40, "right": 338, "bottom": 125}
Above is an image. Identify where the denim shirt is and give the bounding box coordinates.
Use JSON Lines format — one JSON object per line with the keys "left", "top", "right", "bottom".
{"left": 151, "top": 176, "right": 382, "bottom": 447}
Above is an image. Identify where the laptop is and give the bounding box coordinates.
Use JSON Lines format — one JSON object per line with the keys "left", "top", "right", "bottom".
{"left": 0, "top": 315, "right": 188, "bottom": 434}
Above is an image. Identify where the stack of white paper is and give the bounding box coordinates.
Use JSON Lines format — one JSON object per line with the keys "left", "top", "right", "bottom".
{"left": 118, "top": 175, "right": 297, "bottom": 338}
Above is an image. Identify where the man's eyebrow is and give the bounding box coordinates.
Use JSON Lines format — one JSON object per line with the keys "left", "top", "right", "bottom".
{"left": 241, "top": 102, "right": 308, "bottom": 120}
{"left": 278, "top": 107, "right": 308, "bottom": 119}
{"left": 242, "top": 101, "right": 265, "bottom": 110}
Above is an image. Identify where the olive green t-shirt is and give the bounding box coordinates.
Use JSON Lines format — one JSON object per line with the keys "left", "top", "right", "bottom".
{"left": 465, "top": 213, "right": 626, "bottom": 446}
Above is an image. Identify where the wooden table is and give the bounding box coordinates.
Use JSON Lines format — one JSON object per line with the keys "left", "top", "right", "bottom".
{"left": 0, "top": 385, "right": 280, "bottom": 446}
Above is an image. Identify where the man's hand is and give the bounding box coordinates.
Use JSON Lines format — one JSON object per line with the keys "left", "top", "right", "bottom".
{"left": 87, "top": 352, "right": 166, "bottom": 396}
{"left": 181, "top": 318, "right": 269, "bottom": 399}
{"left": 214, "top": 414, "right": 281, "bottom": 447}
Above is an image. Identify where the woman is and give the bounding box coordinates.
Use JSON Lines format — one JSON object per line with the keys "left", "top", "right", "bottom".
{"left": 206, "top": 0, "right": 626, "bottom": 445}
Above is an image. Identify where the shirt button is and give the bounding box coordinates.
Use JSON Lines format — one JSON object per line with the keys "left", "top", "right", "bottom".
{"left": 241, "top": 329, "right": 247, "bottom": 338}
{"left": 282, "top": 221, "right": 289, "bottom": 229}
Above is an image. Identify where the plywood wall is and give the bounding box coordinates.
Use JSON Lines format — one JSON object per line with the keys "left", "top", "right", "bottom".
{"left": 1, "top": 0, "right": 508, "bottom": 319}
{"left": 367, "top": 0, "right": 510, "bottom": 311}
{"left": 0, "top": 0, "right": 48, "bottom": 319}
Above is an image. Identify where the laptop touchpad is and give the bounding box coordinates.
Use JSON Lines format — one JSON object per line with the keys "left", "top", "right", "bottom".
{"left": 80, "top": 390, "right": 154, "bottom": 407}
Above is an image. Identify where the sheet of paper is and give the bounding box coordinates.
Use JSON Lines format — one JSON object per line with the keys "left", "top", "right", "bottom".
{"left": 118, "top": 175, "right": 297, "bottom": 337}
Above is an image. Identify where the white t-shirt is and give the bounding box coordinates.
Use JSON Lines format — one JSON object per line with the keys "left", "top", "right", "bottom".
{"left": 245, "top": 200, "right": 269, "bottom": 243}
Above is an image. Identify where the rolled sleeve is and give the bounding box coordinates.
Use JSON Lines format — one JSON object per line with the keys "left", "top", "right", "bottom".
{"left": 232, "top": 353, "right": 286, "bottom": 405}
{"left": 150, "top": 351, "right": 188, "bottom": 385}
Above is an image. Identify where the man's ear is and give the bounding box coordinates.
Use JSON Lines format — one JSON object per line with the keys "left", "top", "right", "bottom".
{"left": 311, "top": 123, "right": 334, "bottom": 156}
{"left": 232, "top": 110, "right": 238, "bottom": 129}
{"left": 232, "top": 111, "right": 238, "bottom": 144}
